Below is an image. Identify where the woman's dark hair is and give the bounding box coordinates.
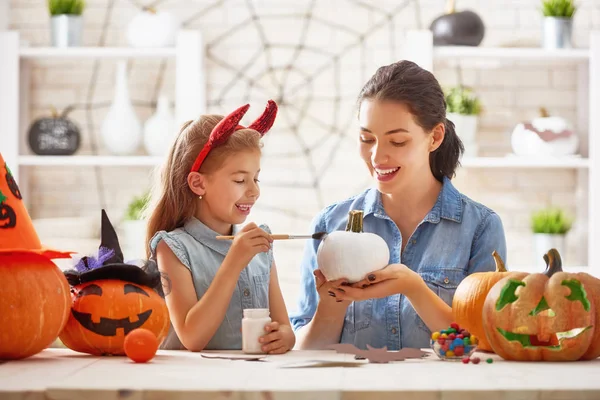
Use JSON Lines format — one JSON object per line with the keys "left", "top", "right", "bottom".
{"left": 357, "top": 60, "right": 464, "bottom": 182}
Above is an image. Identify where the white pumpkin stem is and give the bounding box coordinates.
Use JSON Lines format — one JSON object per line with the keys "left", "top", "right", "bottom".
{"left": 539, "top": 107, "right": 549, "bottom": 118}
{"left": 491, "top": 250, "right": 507, "bottom": 272}
{"left": 345, "top": 210, "right": 364, "bottom": 233}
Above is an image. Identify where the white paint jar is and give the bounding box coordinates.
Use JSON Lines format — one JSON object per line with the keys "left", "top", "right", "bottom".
{"left": 242, "top": 308, "right": 271, "bottom": 354}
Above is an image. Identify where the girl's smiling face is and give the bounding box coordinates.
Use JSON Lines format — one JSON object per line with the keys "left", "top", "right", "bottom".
{"left": 358, "top": 98, "right": 439, "bottom": 195}
{"left": 192, "top": 149, "right": 262, "bottom": 231}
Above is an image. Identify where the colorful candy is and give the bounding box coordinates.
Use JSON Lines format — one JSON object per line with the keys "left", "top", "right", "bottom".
{"left": 431, "top": 322, "right": 478, "bottom": 361}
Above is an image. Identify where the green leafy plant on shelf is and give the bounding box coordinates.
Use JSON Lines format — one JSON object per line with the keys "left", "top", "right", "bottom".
{"left": 125, "top": 191, "right": 150, "bottom": 221}
{"left": 48, "top": 0, "right": 86, "bottom": 16}
{"left": 445, "top": 86, "right": 482, "bottom": 116}
{"left": 531, "top": 207, "right": 572, "bottom": 235}
{"left": 541, "top": 0, "right": 576, "bottom": 18}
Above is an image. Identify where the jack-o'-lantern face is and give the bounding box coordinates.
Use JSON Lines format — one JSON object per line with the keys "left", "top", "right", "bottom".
{"left": 58, "top": 279, "right": 169, "bottom": 356}
{"left": 482, "top": 249, "right": 600, "bottom": 361}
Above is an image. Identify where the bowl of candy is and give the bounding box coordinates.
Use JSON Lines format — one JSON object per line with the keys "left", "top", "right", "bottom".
{"left": 431, "top": 322, "right": 478, "bottom": 361}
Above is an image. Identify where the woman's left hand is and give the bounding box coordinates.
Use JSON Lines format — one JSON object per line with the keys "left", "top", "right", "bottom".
{"left": 258, "top": 321, "right": 295, "bottom": 354}
{"left": 330, "top": 264, "right": 422, "bottom": 302}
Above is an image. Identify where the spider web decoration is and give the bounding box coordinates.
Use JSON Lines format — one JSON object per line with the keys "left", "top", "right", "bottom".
{"left": 55, "top": 0, "right": 423, "bottom": 231}
{"left": 179, "top": 0, "right": 423, "bottom": 226}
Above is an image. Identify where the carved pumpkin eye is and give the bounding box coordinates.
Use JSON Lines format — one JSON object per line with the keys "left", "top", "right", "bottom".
{"left": 124, "top": 284, "right": 149, "bottom": 297}
{"left": 495, "top": 279, "right": 525, "bottom": 311}
{"left": 78, "top": 284, "right": 103, "bottom": 297}
{"left": 562, "top": 279, "right": 591, "bottom": 311}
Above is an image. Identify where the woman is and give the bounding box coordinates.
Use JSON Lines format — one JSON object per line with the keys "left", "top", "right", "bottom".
{"left": 290, "top": 60, "right": 507, "bottom": 350}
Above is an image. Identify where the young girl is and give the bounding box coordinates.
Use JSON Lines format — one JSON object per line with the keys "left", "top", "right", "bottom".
{"left": 146, "top": 101, "right": 295, "bottom": 353}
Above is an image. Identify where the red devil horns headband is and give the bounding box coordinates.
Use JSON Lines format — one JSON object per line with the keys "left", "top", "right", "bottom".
{"left": 190, "top": 100, "right": 278, "bottom": 172}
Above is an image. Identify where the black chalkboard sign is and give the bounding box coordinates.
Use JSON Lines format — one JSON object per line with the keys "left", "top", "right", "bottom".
{"left": 28, "top": 106, "right": 81, "bottom": 156}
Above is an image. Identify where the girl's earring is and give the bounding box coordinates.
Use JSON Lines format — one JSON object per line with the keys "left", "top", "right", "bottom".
{"left": 199, "top": 195, "right": 203, "bottom": 199}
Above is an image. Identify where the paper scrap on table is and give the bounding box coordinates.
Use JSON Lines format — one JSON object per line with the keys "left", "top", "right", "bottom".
{"left": 278, "top": 360, "right": 364, "bottom": 368}
{"left": 328, "top": 344, "right": 429, "bottom": 363}
{"left": 201, "top": 353, "right": 266, "bottom": 361}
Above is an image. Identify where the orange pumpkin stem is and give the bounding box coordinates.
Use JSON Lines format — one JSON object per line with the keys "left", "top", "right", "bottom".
{"left": 492, "top": 250, "right": 507, "bottom": 272}
{"left": 543, "top": 248, "right": 563, "bottom": 277}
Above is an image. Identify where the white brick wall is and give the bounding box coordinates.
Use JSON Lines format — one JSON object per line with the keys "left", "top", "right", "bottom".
{"left": 8, "top": 0, "right": 599, "bottom": 310}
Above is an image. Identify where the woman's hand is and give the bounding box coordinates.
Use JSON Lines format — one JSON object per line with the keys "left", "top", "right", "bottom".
{"left": 313, "top": 269, "right": 352, "bottom": 307}
{"left": 330, "top": 264, "right": 423, "bottom": 302}
{"left": 258, "top": 321, "right": 295, "bottom": 354}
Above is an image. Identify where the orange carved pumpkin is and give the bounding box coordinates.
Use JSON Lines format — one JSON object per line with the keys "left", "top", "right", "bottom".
{"left": 59, "top": 279, "right": 169, "bottom": 356}
{"left": 59, "top": 209, "right": 169, "bottom": 356}
{"left": 482, "top": 249, "right": 600, "bottom": 361}
{"left": 0, "top": 153, "right": 73, "bottom": 360}
{"left": 0, "top": 253, "right": 71, "bottom": 359}
{"left": 452, "top": 251, "right": 527, "bottom": 352}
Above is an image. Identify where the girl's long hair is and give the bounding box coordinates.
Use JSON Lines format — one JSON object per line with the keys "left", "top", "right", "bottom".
{"left": 144, "top": 114, "right": 262, "bottom": 258}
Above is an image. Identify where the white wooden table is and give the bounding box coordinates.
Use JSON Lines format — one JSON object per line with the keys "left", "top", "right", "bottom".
{"left": 1, "top": 348, "right": 600, "bottom": 399}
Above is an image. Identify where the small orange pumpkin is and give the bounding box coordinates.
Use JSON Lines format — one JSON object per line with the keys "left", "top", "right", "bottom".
{"left": 452, "top": 251, "right": 527, "bottom": 352}
{"left": 483, "top": 249, "right": 600, "bottom": 361}
{"left": 59, "top": 209, "right": 169, "bottom": 356}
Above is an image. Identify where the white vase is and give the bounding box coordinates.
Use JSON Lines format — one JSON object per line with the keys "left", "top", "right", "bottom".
{"left": 533, "top": 233, "right": 566, "bottom": 270}
{"left": 447, "top": 113, "right": 478, "bottom": 157}
{"left": 101, "top": 61, "right": 142, "bottom": 155}
{"left": 143, "top": 96, "right": 176, "bottom": 157}
{"left": 126, "top": 9, "right": 180, "bottom": 48}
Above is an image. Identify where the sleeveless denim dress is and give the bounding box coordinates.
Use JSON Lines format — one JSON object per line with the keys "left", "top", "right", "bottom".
{"left": 149, "top": 217, "right": 273, "bottom": 350}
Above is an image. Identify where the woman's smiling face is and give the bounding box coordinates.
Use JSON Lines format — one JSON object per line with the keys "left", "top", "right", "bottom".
{"left": 358, "top": 98, "right": 437, "bottom": 195}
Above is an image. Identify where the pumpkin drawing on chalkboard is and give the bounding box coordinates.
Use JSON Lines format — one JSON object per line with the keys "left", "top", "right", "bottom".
{"left": 27, "top": 106, "right": 81, "bottom": 156}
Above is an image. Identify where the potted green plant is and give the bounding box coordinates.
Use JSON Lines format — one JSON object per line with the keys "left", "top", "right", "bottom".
{"left": 48, "top": 0, "right": 85, "bottom": 47}
{"left": 120, "top": 191, "right": 150, "bottom": 260}
{"left": 531, "top": 207, "right": 572, "bottom": 268}
{"left": 445, "top": 86, "right": 482, "bottom": 158}
{"left": 541, "top": 0, "right": 576, "bottom": 49}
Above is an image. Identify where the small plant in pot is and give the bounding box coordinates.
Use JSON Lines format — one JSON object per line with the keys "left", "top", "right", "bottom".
{"left": 48, "top": 0, "right": 85, "bottom": 47}
{"left": 541, "top": 0, "right": 576, "bottom": 49}
{"left": 531, "top": 207, "right": 572, "bottom": 269}
{"left": 120, "top": 191, "right": 150, "bottom": 261}
{"left": 445, "top": 86, "right": 482, "bottom": 158}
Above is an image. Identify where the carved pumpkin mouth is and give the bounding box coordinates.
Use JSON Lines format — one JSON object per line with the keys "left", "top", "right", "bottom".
{"left": 497, "top": 326, "right": 591, "bottom": 349}
{"left": 71, "top": 309, "right": 152, "bottom": 336}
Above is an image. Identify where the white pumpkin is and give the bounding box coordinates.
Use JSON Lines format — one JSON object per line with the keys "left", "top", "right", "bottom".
{"left": 511, "top": 108, "right": 579, "bottom": 157}
{"left": 126, "top": 8, "right": 180, "bottom": 48}
{"left": 316, "top": 210, "right": 390, "bottom": 282}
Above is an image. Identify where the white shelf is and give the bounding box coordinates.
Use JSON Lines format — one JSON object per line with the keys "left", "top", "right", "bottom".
{"left": 434, "top": 46, "right": 589, "bottom": 62}
{"left": 19, "top": 46, "right": 177, "bottom": 59}
{"left": 18, "top": 155, "right": 164, "bottom": 166}
{"left": 460, "top": 156, "right": 589, "bottom": 169}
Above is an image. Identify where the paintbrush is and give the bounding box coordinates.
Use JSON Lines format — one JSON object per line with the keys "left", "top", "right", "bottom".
{"left": 216, "top": 232, "right": 328, "bottom": 241}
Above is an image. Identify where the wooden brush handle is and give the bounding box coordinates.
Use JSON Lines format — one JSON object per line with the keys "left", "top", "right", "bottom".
{"left": 216, "top": 234, "right": 290, "bottom": 240}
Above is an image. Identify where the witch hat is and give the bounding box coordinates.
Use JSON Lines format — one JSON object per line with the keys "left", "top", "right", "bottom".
{"left": 64, "top": 209, "right": 163, "bottom": 294}
{"left": 0, "top": 152, "right": 72, "bottom": 259}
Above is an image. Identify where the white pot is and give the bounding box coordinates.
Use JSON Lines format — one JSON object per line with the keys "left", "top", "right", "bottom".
{"left": 101, "top": 61, "right": 142, "bottom": 155}
{"left": 533, "top": 233, "right": 566, "bottom": 270}
{"left": 120, "top": 219, "right": 147, "bottom": 261}
{"left": 143, "top": 95, "right": 176, "bottom": 156}
{"left": 127, "top": 9, "right": 180, "bottom": 48}
{"left": 447, "top": 113, "right": 478, "bottom": 157}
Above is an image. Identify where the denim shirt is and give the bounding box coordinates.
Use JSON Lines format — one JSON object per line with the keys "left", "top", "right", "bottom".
{"left": 289, "top": 177, "right": 507, "bottom": 350}
{"left": 149, "top": 218, "right": 273, "bottom": 350}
